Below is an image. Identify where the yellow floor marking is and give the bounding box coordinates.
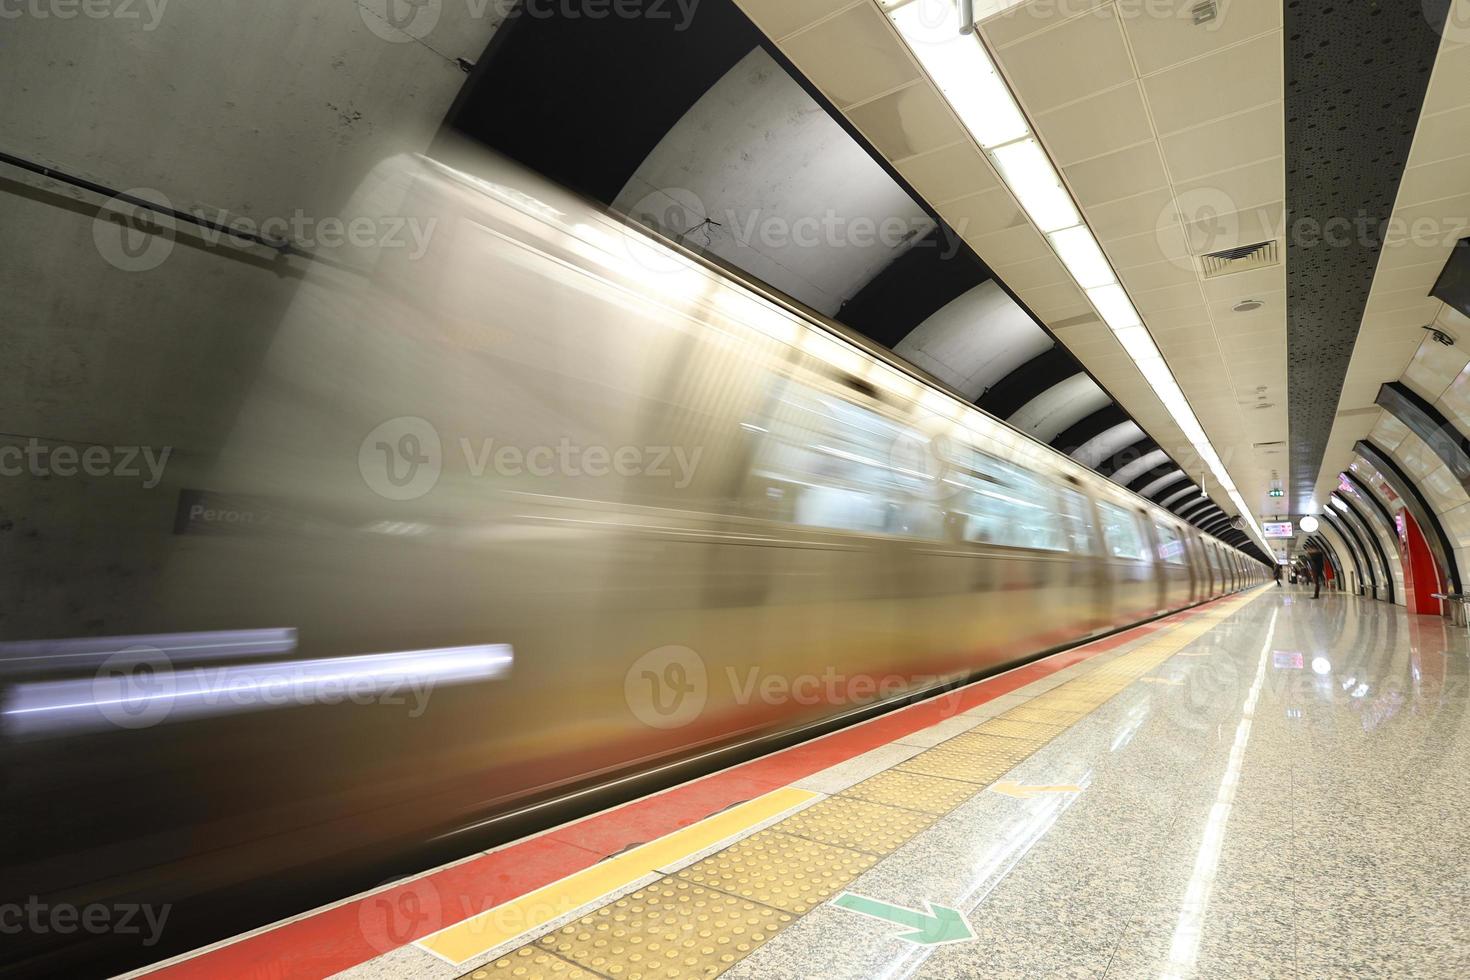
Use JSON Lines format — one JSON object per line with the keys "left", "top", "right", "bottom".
{"left": 417, "top": 786, "right": 817, "bottom": 965}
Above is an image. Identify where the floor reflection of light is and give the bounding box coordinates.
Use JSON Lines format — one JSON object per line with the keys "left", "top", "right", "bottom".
{"left": 878, "top": 776, "right": 1093, "bottom": 980}
{"left": 1160, "top": 608, "right": 1277, "bottom": 980}
{"left": 1311, "top": 657, "right": 1331, "bottom": 675}
{"left": 1110, "top": 701, "right": 1150, "bottom": 752}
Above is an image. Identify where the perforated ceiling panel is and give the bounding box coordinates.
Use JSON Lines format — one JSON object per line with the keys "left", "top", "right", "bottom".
{"left": 1285, "top": 0, "right": 1448, "bottom": 512}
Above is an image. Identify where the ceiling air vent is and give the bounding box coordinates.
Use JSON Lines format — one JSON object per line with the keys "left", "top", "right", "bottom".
{"left": 1199, "top": 240, "right": 1279, "bottom": 279}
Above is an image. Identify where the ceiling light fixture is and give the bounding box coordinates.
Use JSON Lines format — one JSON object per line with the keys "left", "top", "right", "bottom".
{"left": 1048, "top": 225, "right": 1116, "bottom": 289}
{"left": 888, "top": 0, "right": 1029, "bottom": 148}
{"left": 989, "top": 139, "right": 1080, "bottom": 232}
{"left": 1085, "top": 283, "right": 1142, "bottom": 330}
{"left": 882, "top": 0, "right": 1271, "bottom": 557}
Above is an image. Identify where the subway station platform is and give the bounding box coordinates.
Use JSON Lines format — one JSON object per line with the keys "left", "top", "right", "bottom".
{"left": 131, "top": 587, "right": 1470, "bottom": 980}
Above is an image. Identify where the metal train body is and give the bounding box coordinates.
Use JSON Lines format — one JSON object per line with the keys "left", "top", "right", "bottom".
{"left": 1, "top": 148, "right": 1264, "bottom": 970}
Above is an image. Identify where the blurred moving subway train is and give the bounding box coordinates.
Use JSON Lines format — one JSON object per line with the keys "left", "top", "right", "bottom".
{"left": 0, "top": 147, "right": 1265, "bottom": 974}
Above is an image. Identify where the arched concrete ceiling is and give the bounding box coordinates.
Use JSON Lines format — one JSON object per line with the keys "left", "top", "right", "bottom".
{"left": 613, "top": 48, "right": 933, "bottom": 317}
{"left": 1072, "top": 421, "right": 1143, "bottom": 471}
{"left": 1113, "top": 450, "right": 1171, "bottom": 489}
{"left": 1008, "top": 374, "right": 1109, "bottom": 446}
{"left": 1159, "top": 486, "right": 1201, "bottom": 511}
{"left": 893, "top": 281, "right": 1052, "bottom": 402}
{"left": 1139, "top": 470, "right": 1187, "bottom": 500}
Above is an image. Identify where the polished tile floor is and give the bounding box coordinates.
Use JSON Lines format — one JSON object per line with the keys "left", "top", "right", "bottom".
{"left": 709, "top": 587, "right": 1470, "bottom": 980}
{"left": 327, "top": 587, "right": 1470, "bottom": 980}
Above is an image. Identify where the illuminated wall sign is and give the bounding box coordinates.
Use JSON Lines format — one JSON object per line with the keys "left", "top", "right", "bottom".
{"left": 1263, "top": 521, "right": 1295, "bottom": 538}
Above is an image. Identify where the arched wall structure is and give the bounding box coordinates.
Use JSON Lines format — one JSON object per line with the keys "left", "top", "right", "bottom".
{"left": 1355, "top": 439, "right": 1462, "bottom": 597}
{"left": 1317, "top": 519, "right": 1365, "bottom": 595}
{"left": 1332, "top": 493, "right": 1393, "bottom": 603}
{"left": 1324, "top": 504, "right": 1378, "bottom": 599}
{"left": 1339, "top": 469, "right": 1407, "bottom": 605}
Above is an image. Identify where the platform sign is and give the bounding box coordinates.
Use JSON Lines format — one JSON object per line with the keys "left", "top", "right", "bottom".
{"left": 1263, "top": 521, "right": 1295, "bottom": 538}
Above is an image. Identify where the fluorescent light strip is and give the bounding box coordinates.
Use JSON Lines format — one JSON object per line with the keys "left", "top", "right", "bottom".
{"left": 882, "top": 0, "right": 1271, "bottom": 556}
{"left": 1048, "top": 225, "right": 1115, "bottom": 289}
{"left": 888, "top": 0, "right": 1029, "bottom": 148}
{"left": 990, "top": 139, "right": 1079, "bottom": 233}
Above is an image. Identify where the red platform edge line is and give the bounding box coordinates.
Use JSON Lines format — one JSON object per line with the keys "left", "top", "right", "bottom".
{"left": 140, "top": 601, "right": 1223, "bottom": 980}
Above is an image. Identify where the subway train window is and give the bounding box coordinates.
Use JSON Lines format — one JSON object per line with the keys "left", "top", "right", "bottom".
{"left": 1154, "top": 523, "right": 1187, "bottom": 565}
{"left": 749, "top": 381, "right": 943, "bottom": 538}
{"left": 1098, "top": 501, "right": 1149, "bottom": 560}
{"left": 948, "top": 448, "right": 1065, "bottom": 551}
{"left": 1057, "top": 487, "right": 1098, "bottom": 554}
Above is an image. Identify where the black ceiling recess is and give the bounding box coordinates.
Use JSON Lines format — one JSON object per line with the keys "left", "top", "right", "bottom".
{"left": 1096, "top": 437, "right": 1157, "bottom": 478}
{"left": 1052, "top": 404, "right": 1130, "bottom": 457}
{"left": 1284, "top": 0, "right": 1449, "bottom": 512}
{"left": 1160, "top": 485, "right": 1201, "bottom": 510}
{"left": 836, "top": 230, "right": 993, "bottom": 350}
{"left": 446, "top": 0, "right": 760, "bottom": 203}
{"left": 975, "top": 347, "right": 1083, "bottom": 420}
{"left": 1126, "top": 460, "right": 1181, "bottom": 495}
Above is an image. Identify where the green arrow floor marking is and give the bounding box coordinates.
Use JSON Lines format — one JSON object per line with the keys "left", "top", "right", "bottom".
{"left": 830, "top": 892, "right": 975, "bottom": 946}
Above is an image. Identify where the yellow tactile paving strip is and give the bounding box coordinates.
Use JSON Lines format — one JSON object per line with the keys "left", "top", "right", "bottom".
{"left": 839, "top": 770, "right": 979, "bottom": 815}
{"left": 771, "top": 796, "right": 938, "bottom": 856}
{"left": 674, "top": 830, "right": 878, "bottom": 914}
{"left": 420, "top": 788, "right": 817, "bottom": 964}
{"left": 537, "top": 880, "right": 789, "bottom": 979}
{"left": 892, "top": 745, "right": 1020, "bottom": 783}
{"left": 462, "top": 592, "right": 1260, "bottom": 979}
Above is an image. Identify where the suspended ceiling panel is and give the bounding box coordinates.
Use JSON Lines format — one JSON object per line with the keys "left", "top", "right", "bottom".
{"left": 981, "top": 0, "right": 1286, "bottom": 520}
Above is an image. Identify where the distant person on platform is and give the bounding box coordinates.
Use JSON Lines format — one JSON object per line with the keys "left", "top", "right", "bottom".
{"left": 1274, "top": 562, "right": 1282, "bottom": 587}
{"left": 1304, "top": 545, "right": 1326, "bottom": 599}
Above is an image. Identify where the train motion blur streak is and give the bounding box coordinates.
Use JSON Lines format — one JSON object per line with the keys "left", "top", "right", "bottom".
{"left": 0, "top": 146, "right": 1265, "bottom": 975}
